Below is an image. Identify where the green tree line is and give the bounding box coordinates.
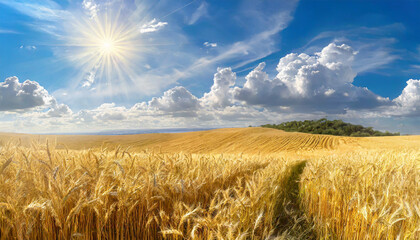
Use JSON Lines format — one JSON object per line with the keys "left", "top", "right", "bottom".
{"left": 261, "top": 118, "right": 400, "bottom": 137}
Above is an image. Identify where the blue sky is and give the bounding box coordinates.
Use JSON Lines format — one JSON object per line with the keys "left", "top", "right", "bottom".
{"left": 0, "top": 0, "right": 420, "bottom": 134}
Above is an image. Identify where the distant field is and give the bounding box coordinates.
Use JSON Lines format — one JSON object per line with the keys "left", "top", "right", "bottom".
{"left": 1, "top": 127, "right": 420, "bottom": 153}
{"left": 0, "top": 128, "right": 419, "bottom": 239}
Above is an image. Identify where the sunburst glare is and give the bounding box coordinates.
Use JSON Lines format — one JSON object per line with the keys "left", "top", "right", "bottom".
{"left": 63, "top": 5, "right": 147, "bottom": 95}
{"left": 101, "top": 39, "right": 115, "bottom": 53}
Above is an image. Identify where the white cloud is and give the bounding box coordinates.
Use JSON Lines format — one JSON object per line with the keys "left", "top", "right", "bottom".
{"left": 233, "top": 62, "right": 276, "bottom": 104}
{"left": 201, "top": 67, "right": 236, "bottom": 108}
{"left": 0, "top": 77, "right": 54, "bottom": 111}
{"left": 351, "top": 39, "right": 399, "bottom": 73}
{"left": 82, "top": 0, "right": 99, "bottom": 19}
{"left": 20, "top": 45, "right": 37, "bottom": 50}
{"left": 94, "top": 103, "right": 127, "bottom": 121}
{"left": 391, "top": 79, "right": 420, "bottom": 116}
{"left": 233, "top": 43, "right": 390, "bottom": 113}
{"left": 411, "top": 65, "right": 420, "bottom": 70}
{"left": 81, "top": 71, "right": 96, "bottom": 88}
{"left": 0, "top": 77, "right": 73, "bottom": 121}
{"left": 0, "top": 0, "right": 68, "bottom": 21}
{"left": 204, "top": 42, "right": 217, "bottom": 48}
{"left": 188, "top": 2, "right": 208, "bottom": 25}
{"left": 140, "top": 18, "right": 168, "bottom": 33}
{"left": 395, "top": 79, "right": 420, "bottom": 107}
{"left": 324, "top": 89, "right": 335, "bottom": 96}
{"left": 0, "top": 28, "right": 20, "bottom": 34}
{"left": 149, "top": 86, "right": 200, "bottom": 117}
{"left": 303, "top": 24, "right": 403, "bottom": 74}
{"left": 70, "top": 103, "right": 129, "bottom": 125}
{"left": 46, "top": 102, "right": 72, "bottom": 117}
{"left": 0, "top": 0, "right": 71, "bottom": 38}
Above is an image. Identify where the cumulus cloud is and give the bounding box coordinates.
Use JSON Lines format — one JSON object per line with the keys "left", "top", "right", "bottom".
{"left": 201, "top": 67, "right": 236, "bottom": 108}
{"left": 394, "top": 80, "right": 420, "bottom": 107}
{"left": 233, "top": 43, "right": 390, "bottom": 113}
{"left": 140, "top": 19, "right": 168, "bottom": 33}
{"left": 390, "top": 79, "right": 420, "bottom": 116}
{"left": 71, "top": 103, "right": 128, "bottom": 126}
{"left": 0, "top": 76, "right": 54, "bottom": 111}
{"left": 46, "top": 104, "right": 72, "bottom": 117}
{"left": 149, "top": 86, "right": 200, "bottom": 117}
{"left": 94, "top": 103, "right": 127, "bottom": 121}
{"left": 0, "top": 76, "right": 73, "bottom": 121}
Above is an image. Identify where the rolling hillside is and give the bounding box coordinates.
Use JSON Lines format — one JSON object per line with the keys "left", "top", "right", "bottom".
{"left": 0, "top": 127, "right": 419, "bottom": 154}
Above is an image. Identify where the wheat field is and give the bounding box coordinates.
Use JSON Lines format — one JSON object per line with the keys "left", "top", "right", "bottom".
{"left": 0, "top": 128, "right": 419, "bottom": 239}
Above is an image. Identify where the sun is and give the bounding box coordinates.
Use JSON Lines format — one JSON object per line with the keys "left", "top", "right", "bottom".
{"left": 101, "top": 39, "right": 115, "bottom": 53}
{"left": 64, "top": 8, "right": 145, "bottom": 93}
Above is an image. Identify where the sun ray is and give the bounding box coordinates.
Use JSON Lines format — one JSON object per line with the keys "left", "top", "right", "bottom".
{"left": 63, "top": 5, "right": 147, "bottom": 96}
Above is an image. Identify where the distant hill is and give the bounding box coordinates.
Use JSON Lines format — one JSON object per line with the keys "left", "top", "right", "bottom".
{"left": 2, "top": 127, "right": 417, "bottom": 154}
{"left": 261, "top": 118, "right": 400, "bottom": 137}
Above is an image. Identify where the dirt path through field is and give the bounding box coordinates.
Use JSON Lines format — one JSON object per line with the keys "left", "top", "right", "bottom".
{"left": 272, "top": 160, "right": 316, "bottom": 239}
